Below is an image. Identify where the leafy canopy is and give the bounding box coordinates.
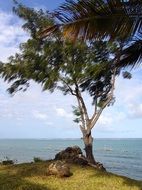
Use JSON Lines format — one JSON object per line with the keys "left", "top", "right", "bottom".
{"left": 0, "top": 3, "right": 132, "bottom": 133}
{"left": 1, "top": 3, "right": 117, "bottom": 103}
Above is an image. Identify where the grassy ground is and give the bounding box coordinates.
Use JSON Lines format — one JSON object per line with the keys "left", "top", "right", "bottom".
{"left": 0, "top": 161, "right": 142, "bottom": 190}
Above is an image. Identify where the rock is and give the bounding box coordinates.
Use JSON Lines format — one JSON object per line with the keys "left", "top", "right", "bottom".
{"left": 55, "top": 146, "right": 83, "bottom": 160}
{"left": 48, "top": 161, "right": 71, "bottom": 177}
{"left": 54, "top": 146, "right": 106, "bottom": 169}
{"left": 54, "top": 146, "right": 88, "bottom": 166}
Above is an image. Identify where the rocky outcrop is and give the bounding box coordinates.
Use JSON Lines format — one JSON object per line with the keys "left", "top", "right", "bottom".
{"left": 55, "top": 146, "right": 88, "bottom": 166}
{"left": 55, "top": 146, "right": 82, "bottom": 160}
{"left": 54, "top": 146, "right": 106, "bottom": 171}
{"left": 48, "top": 161, "right": 71, "bottom": 177}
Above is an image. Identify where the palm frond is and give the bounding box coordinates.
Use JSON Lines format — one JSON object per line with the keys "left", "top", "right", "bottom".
{"left": 42, "top": 0, "right": 142, "bottom": 41}
{"left": 119, "top": 40, "right": 142, "bottom": 68}
{"left": 40, "top": 24, "right": 60, "bottom": 38}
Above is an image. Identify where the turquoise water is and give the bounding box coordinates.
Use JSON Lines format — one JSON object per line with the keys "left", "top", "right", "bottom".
{"left": 0, "top": 139, "right": 142, "bottom": 180}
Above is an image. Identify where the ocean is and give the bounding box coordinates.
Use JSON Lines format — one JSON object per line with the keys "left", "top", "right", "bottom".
{"left": 0, "top": 139, "right": 142, "bottom": 181}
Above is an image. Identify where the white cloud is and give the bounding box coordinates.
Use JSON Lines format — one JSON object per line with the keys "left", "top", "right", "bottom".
{"left": 32, "top": 111, "right": 48, "bottom": 120}
{"left": 98, "top": 115, "right": 113, "bottom": 126}
{"left": 0, "top": 46, "right": 19, "bottom": 63}
{"left": 55, "top": 107, "right": 73, "bottom": 118}
{"left": 0, "top": 10, "right": 28, "bottom": 62}
{"left": 95, "top": 111, "right": 126, "bottom": 132}
{"left": 128, "top": 103, "right": 142, "bottom": 119}
{"left": 102, "top": 112, "right": 126, "bottom": 125}
{"left": 113, "top": 74, "right": 142, "bottom": 120}
{"left": 0, "top": 106, "right": 25, "bottom": 121}
{"left": 115, "top": 112, "right": 126, "bottom": 121}
{"left": 115, "top": 76, "right": 142, "bottom": 105}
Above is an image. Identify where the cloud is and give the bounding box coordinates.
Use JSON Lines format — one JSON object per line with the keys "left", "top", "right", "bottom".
{"left": 115, "top": 76, "right": 142, "bottom": 105}
{"left": 98, "top": 115, "right": 113, "bottom": 126}
{"left": 55, "top": 107, "right": 73, "bottom": 118}
{"left": 32, "top": 111, "right": 48, "bottom": 120}
{"left": 96, "top": 111, "right": 126, "bottom": 129}
{"left": 128, "top": 103, "right": 142, "bottom": 119}
{"left": 113, "top": 74, "right": 142, "bottom": 120}
{"left": 105, "top": 112, "right": 126, "bottom": 125}
{"left": 0, "top": 10, "right": 28, "bottom": 62}
{"left": 0, "top": 106, "right": 25, "bottom": 121}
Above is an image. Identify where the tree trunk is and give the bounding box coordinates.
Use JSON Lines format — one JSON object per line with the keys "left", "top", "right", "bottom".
{"left": 83, "top": 132, "right": 96, "bottom": 165}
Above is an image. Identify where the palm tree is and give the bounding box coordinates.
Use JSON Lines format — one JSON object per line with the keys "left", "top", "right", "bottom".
{"left": 41, "top": 0, "right": 142, "bottom": 67}
{"left": 119, "top": 40, "right": 142, "bottom": 68}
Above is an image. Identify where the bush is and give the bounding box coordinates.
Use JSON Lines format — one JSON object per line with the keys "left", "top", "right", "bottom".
{"left": 33, "top": 157, "right": 44, "bottom": 163}
{"left": 2, "top": 157, "right": 15, "bottom": 165}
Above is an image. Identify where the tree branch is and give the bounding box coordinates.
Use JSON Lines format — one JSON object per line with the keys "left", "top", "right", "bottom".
{"left": 90, "top": 98, "right": 98, "bottom": 124}
{"left": 76, "top": 95, "right": 86, "bottom": 129}
{"left": 90, "top": 68, "right": 116, "bottom": 129}
{"left": 75, "top": 82, "right": 90, "bottom": 128}
{"left": 59, "top": 77, "right": 76, "bottom": 96}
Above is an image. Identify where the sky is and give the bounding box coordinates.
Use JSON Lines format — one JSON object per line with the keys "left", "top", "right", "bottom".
{"left": 0, "top": 0, "right": 142, "bottom": 139}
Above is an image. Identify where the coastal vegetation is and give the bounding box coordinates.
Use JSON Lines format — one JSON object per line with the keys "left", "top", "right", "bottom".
{"left": 0, "top": 3, "right": 132, "bottom": 165}
{"left": 0, "top": 161, "right": 142, "bottom": 190}
{"left": 0, "top": 1, "right": 142, "bottom": 185}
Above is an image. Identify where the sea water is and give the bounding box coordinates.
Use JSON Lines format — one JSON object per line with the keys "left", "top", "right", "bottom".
{"left": 0, "top": 138, "right": 141, "bottom": 180}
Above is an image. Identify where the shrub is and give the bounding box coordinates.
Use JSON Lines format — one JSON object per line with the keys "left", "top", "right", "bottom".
{"left": 2, "top": 157, "right": 15, "bottom": 165}
{"left": 33, "top": 157, "right": 44, "bottom": 163}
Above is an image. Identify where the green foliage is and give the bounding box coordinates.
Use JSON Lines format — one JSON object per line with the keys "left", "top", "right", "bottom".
{"left": 123, "top": 71, "right": 132, "bottom": 79}
{"left": 0, "top": 3, "right": 127, "bottom": 122}
{"left": 72, "top": 106, "right": 81, "bottom": 123}
{"left": 1, "top": 3, "right": 63, "bottom": 94}
{"left": 1, "top": 157, "right": 15, "bottom": 165}
{"left": 119, "top": 41, "right": 142, "bottom": 68}
{"left": 0, "top": 3, "right": 116, "bottom": 101}
{"left": 13, "top": 2, "right": 54, "bottom": 38}
{"left": 33, "top": 157, "right": 44, "bottom": 163}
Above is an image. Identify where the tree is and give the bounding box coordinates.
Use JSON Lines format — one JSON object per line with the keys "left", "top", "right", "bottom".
{"left": 0, "top": 4, "right": 129, "bottom": 164}
{"left": 41, "top": 0, "right": 142, "bottom": 68}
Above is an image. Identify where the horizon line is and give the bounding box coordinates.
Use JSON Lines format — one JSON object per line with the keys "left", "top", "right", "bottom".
{"left": 0, "top": 137, "right": 142, "bottom": 140}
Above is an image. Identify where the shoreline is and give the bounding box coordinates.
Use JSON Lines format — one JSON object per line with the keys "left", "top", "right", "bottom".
{"left": 0, "top": 139, "right": 142, "bottom": 181}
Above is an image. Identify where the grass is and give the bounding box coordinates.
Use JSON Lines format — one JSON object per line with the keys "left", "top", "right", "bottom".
{"left": 0, "top": 161, "right": 142, "bottom": 190}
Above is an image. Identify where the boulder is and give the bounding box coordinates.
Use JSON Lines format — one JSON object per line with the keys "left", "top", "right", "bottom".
{"left": 54, "top": 146, "right": 106, "bottom": 170}
{"left": 54, "top": 146, "right": 88, "bottom": 166}
{"left": 55, "top": 146, "right": 82, "bottom": 160}
{"left": 48, "top": 161, "right": 71, "bottom": 177}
